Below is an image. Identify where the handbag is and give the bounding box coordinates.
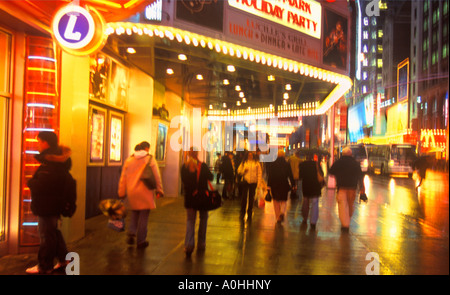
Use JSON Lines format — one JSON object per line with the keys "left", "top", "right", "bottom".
{"left": 191, "top": 162, "right": 222, "bottom": 211}
{"left": 265, "top": 190, "right": 272, "bottom": 202}
{"left": 140, "top": 155, "right": 156, "bottom": 190}
{"left": 191, "top": 181, "right": 222, "bottom": 211}
{"left": 316, "top": 161, "right": 325, "bottom": 188}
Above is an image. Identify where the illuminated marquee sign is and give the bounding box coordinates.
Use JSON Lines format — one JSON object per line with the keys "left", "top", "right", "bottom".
{"left": 52, "top": 4, "right": 107, "bottom": 56}
{"left": 228, "top": 0, "right": 322, "bottom": 39}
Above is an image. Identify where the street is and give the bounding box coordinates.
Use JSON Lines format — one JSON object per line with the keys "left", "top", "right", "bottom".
{"left": 0, "top": 171, "right": 448, "bottom": 276}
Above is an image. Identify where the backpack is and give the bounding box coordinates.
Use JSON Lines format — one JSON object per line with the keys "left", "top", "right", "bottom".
{"left": 61, "top": 171, "right": 77, "bottom": 217}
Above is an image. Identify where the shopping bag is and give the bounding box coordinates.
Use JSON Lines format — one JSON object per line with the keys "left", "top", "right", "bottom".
{"left": 99, "top": 199, "right": 127, "bottom": 232}
{"left": 108, "top": 218, "right": 126, "bottom": 232}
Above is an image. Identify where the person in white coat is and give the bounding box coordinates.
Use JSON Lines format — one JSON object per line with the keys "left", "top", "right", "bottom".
{"left": 118, "top": 141, "right": 164, "bottom": 248}
{"left": 237, "top": 151, "right": 262, "bottom": 221}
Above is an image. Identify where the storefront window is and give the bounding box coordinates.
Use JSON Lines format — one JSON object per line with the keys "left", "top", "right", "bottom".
{"left": 0, "top": 29, "right": 12, "bottom": 242}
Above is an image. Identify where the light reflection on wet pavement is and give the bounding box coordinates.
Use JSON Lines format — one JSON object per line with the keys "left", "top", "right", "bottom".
{"left": 0, "top": 171, "right": 448, "bottom": 275}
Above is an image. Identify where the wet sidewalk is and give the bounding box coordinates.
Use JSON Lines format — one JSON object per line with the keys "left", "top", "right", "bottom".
{"left": 0, "top": 174, "right": 448, "bottom": 275}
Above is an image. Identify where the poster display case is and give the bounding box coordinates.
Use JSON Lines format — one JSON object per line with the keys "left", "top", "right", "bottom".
{"left": 151, "top": 119, "right": 168, "bottom": 166}
{"left": 88, "top": 105, "right": 107, "bottom": 166}
{"left": 107, "top": 110, "right": 124, "bottom": 166}
{"left": 88, "top": 104, "right": 124, "bottom": 167}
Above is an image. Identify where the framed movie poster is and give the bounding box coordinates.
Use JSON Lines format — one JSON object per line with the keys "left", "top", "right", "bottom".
{"left": 176, "top": 0, "right": 224, "bottom": 32}
{"left": 88, "top": 105, "right": 107, "bottom": 166}
{"left": 108, "top": 111, "right": 124, "bottom": 166}
{"left": 155, "top": 122, "right": 168, "bottom": 162}
{"left": 108, "top": 61, "right": 128, "bottom": 111}
{"left": 89, "top": 53, "right": 110, "bottom": 103}
{"left": 323, "top": 9, "right": 348, "bottom": 71}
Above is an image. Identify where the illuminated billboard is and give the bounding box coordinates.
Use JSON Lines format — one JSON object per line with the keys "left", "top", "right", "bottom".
{"left": 228, "top": 0, "right": 322, "bottom": 39}
{"left": 397, "top": 58, "right": 409, "bottom": 103}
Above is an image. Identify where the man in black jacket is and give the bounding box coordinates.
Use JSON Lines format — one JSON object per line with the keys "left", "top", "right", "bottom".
{"left": 26, "top": 131, "right": 72, "bottom": 274}
{"left": 298, "top": 154, "right": 324, "bottom": 230}
{"left": 329, "top": 147, "right": 365, "bottom": 233}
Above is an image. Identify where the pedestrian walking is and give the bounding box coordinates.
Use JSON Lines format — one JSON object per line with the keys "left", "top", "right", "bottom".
{"left": 214, "top": 153, "right": 222, "bottom": 184}
{"left": 328, "top": 147, "right": 365, "bottom": 233}
{"left": 413, "top": 155, "right": 429, "bottom": 190}
{"left": 26, "top": 131, "right": 72, "bottom": 274}
{"left": 118, "top": 141, "right": 164, "bottom": 249}
{"left": 288, "top": 151, "right": 302, "bottom": 200}
{"left": 298, "top": 154, "right": 325, "bottom": 230}
{"left": 237, "top": 151, "right": 262, "bottom": 221}
{"left": 220, "top": 152, "right": 235, "bottom": 199}
{"left": 180, "top": 148, "right": 214, "bottom": 257}
{"left": 267, "top": 150, "right": 295, "bottom": 224}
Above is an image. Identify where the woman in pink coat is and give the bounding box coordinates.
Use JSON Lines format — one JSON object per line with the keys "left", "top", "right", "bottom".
{"left": 118, "top": 142, "right": 164, "bottom": 248}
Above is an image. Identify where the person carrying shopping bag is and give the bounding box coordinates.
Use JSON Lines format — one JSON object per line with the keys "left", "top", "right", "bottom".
{"left": 237, "top": 152, "right": 262, "bottom": 221}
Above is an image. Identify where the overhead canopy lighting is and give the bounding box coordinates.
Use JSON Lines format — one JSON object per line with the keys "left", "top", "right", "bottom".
{"left": 178, "top": 54, "right": 187, "bottom": 61}
{"left": 107, "top": 23, "right": 352, "bottom": 115}
{"left": 223, "top": 79, "right": 230, "bottom": 85}
{"left": 166, "top": 68, "right": 174, "bottom": 75}
{"left": 196, "top": 74, "right": 203, "bottom": 80}
{"left": 235, "top": 85, "right": 241, "bottom": 91}
{"left": 227, "top": 65, "right": 235, "bottom": 72}
{"left": 126, "top": 47, "right": 136, "bottom": 54}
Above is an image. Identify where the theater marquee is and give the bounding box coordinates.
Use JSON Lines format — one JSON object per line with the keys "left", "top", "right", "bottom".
{"left": 228, "top": 0, "right": 322, "bottom": 39}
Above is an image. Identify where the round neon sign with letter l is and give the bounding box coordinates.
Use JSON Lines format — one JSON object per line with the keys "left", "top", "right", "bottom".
{"left": 52, "top": 4, "right": 106, "bottom": 56}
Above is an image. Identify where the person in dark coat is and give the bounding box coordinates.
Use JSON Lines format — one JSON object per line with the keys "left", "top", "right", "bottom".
{"left": 329, "top": 147, "right": 365, "bottom": 233}
{"left": 220, "top": 152, "right": 235, "bottom": 199}
{"left": 26, "top": 131, "right": 72, "bottom": 274}
{"left": 180, "top": 148, "right": 213, "bottom": 257}
{"left": 267, "top": 150, "right": 295, "bottom": 223}
{"left": 413, "top": 155, "right": 429, "bottom": 190}
{"left": 298, "top": 154, "right": 324, "bottom": 230}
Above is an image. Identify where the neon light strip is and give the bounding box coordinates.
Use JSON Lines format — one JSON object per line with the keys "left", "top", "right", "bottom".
{"left": 27, "top": 67, "right": 56, "bottom": 73}
{"left": 28, "top": 56, "right": 56, "bottom": 62}
{"left": 25, "top": 150, "right": 39, "bottom": 155}
{"left": 25, "top": 164, "right": 41, "bottom": 167}
{"left": 22, "top": 222, "right": 38, "bottom": 226}
{"left": 26, "top": 138, "right": 38, "bottom": 142}
{"left": 23, "top": 199, "right": 32, "bottom": 202}
{"left": 91, "top": 0, "right": 122, "bottom": 8}
{"left": 27, "top": 92, "right": 56, "bottom": 97}
{"left": 27, "top": 103, "right": 55, "bottom": 109}
{"left": 25, "top": 128, "right": 55, "bottom": 132}
{"left": 124, "top": 0, "right": 140, "bottom": 8}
